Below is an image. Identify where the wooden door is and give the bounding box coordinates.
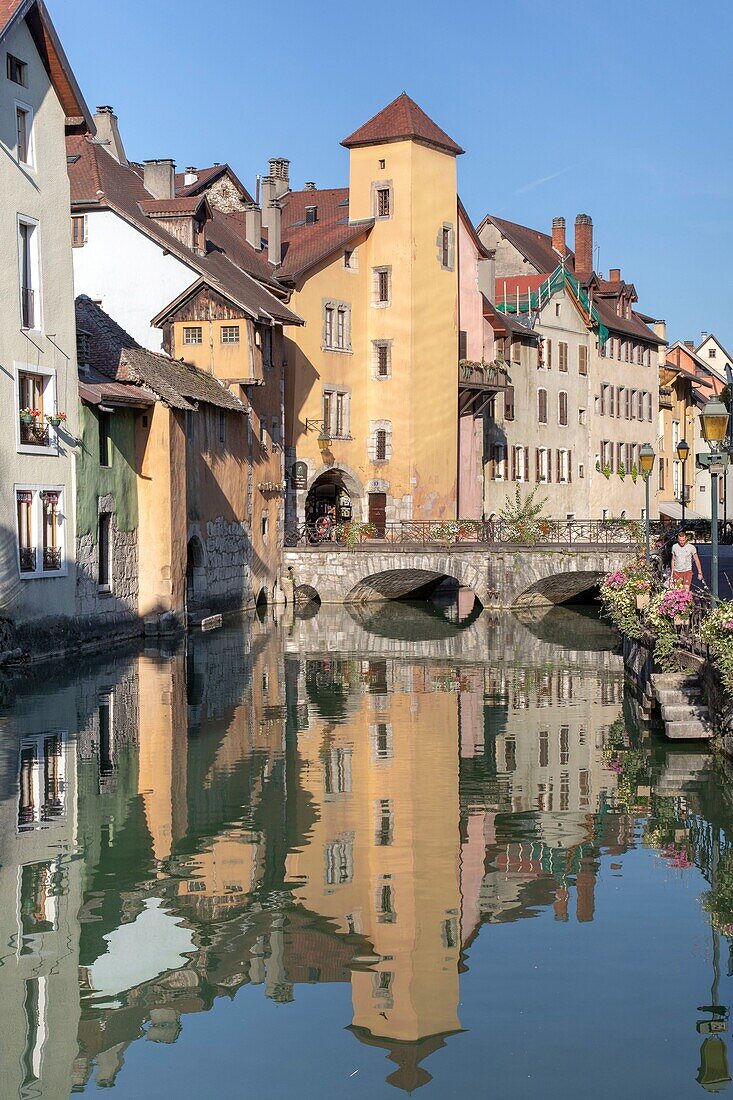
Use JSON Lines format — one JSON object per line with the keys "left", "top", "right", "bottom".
{"left": 368, "top": 493, "right": 386, "bottom": 537}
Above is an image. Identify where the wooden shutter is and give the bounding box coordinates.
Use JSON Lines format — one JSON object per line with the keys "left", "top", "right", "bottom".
{"left": 547, "top": 449, "right": 552, "bottom": 483}
{"left": 535, "top": 448, "right": 541, "bottom": 482}
{"left": 504, "top": 385, "right": 515, "bottom": 421}
{"left": 459, "top": 330, "right": 467, "bottom": 360}
{"left": 547, "top": 340, "right": 552, "bottom": 369}
{"left": 556, "top": 449, "right": 562, "bottom": 482}
{"left": 510, "top": 446, "right": 516, "bottom": 481}
{"left": 568, "top": 450, "right": 572, "bottom": 483}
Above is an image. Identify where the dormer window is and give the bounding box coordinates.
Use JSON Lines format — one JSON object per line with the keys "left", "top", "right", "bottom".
{"left": 7, "top": 54, "right": 26, "bottom": 86}
{"left": 305, "top": 206, "right": 318, "bottom": 225}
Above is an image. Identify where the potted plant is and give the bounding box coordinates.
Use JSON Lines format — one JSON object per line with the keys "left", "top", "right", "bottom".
{"left": 45, "top": 411, "right": 67, "bottom": 428}
{"left": 20, "top": 406, "right": 40, "bottom": 424}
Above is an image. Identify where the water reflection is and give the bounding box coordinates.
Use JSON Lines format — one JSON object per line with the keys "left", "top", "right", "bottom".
{"left": 0, "top": 602, "right": 732, "bottom": 1095}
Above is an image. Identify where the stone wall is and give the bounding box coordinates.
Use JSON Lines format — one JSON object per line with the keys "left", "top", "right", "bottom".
{"left": 203, "top": 517, "right": 252, "bottom": 610}
{"left": 75, "top": 494, "right": 138, "bottom": 621}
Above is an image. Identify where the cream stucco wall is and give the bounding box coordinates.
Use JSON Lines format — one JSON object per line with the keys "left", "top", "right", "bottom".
{"left": 0, "top": 17, "right": 79, "bottom": 624}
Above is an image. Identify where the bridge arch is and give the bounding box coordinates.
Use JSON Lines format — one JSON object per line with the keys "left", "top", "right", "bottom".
{"left": 512, "top": 568, "right": 605, "bottom": 608}
{"left": 345, "top": 559, "right": 483, "bottom": 606}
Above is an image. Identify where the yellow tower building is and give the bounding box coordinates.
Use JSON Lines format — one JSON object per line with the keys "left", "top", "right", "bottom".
{"left": 281, "top": 95, "right": 465, "bottom": 531}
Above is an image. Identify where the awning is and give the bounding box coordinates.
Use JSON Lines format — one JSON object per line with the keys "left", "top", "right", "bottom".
{"left": 659, "top": 501, "right": 704, "bottom": 521}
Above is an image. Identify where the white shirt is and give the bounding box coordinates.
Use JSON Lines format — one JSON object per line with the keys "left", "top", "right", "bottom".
{"left": 671, "top": 542, "right": 696, "bottom": 571}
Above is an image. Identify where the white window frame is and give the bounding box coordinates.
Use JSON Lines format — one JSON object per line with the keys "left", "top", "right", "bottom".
{"left": 183, "top": 326, "right": 203, "bottom": 345}
{"left": 14, "top": 484, "right": 67, "bottom": 579}
{"left": 14, "top": 99, "right": 35, "bottom": 169}
{"left": 538, "top": 447, "right": 549, "bottom": 483}
{"left": 515, "top": 445, "right": 526, "bottom": 483}
{"left": 14, "top": 362, "right": 58, "bottom": 455}
{"left": 18, "top": 214, "right": 41, "bottom": 333}
{"left": 558, "top": 449, "right": 570, "bottom": 484}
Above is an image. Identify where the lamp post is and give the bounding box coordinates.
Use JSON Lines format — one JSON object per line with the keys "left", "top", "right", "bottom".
{"left": 639, "top": 443, "right": 656, "bottom": 562}
{"left": 677, "top": 439, "right": 690, "bottom": 528}
{"left": 700, "top": 396, "right": 730, "bottom": 601}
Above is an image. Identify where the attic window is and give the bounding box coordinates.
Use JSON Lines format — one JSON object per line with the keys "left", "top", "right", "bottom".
{"left": 709, "top": 348, "right": 717, "bottom": 359}
{"left": 221, "top": 325, "right": 239, "bottom": 344}
{"left": 183, "top": 326, "right": 202, "bottom": 345}
{"left": 305, "top": 206, "right": 318, "bottom": 225}
{"left": 7, "top": 54, "right": 26, "bottom": 86}
{"left": 379, "top": 159, "right": 386, "bottom": 170}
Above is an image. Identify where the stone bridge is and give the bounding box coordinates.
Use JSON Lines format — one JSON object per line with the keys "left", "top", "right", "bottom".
{"left": 282, "top": 543, "right": 636, "bottom": 608}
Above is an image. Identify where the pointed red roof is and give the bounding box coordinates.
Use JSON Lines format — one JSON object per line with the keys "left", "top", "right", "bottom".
{"left": 341, "top": 93, "right": 464, "bottom": 156}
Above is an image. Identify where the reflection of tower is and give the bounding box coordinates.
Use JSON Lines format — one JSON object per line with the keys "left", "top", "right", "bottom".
{"left": 137, "top": 652, "right": 188, "bottom": 859}
{"left": 287, "top": 658, "right": 462, "bottom": 1089}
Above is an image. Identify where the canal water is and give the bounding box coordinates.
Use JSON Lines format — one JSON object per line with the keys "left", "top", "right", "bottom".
{"left": 2, "top": 598, "right": 733, "bottom": 1098}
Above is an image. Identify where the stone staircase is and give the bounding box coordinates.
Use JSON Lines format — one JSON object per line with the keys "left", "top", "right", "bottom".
{"left": 652, "top": 671, "right": 714, "bottom": 740}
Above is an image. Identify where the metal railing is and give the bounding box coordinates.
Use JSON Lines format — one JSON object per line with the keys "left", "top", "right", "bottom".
{"left": 285, "top": 518, "right": 657, "bottom": 550}
{"left": 19, "top": 547, "right": 36, "bottom": 573}
{"left": 19, "top": 417, "right": 50, "bottom": 447}
{"left": 43, "top": 547, "right": 62, "bottom": 571}
{"left": 673, "top": 592, "right": 713, "bottom": 659}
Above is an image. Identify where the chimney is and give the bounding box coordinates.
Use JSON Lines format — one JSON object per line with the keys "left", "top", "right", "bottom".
{"left": 245, "top": 202, "right": 262, "bottom": 250}
{"left": 184, "top": 166, "right": 198, "bottom": 187}
{"left": 261, "top": 175, "right": 276, "bottom": 229}
{"left": 609, "top": 267, "right": 621, "bottom": 283}
{"left": 574, "top": 214, "right": 593, "bottom": 282}
{"left": 701, "top": 330, "right": 708, "bottom": 341}
{"left": 143, "top": 159, "right": 175, "bottom": 200}
{"left": 304, "top": 181, "right": 316, "bottom": 191}
{"left": 477, "top": 252, "right": 496, "bottom": 302}
{"left": 267, "top": 200, "right": 282, "bottom": 266}
{"left": 653, "top": 319, "right": 667, "bottom": 364}
{"left": 93, "top": 105, "right": 127, "bottom": 165}
{"left": 269, "top": 157, "right": 290, "bottom": 199}
{"left": 551, "top": 216, "right": 567, "bottom": 257}
{"left": 684, "top": 340, "right": 695, "bottom": 350}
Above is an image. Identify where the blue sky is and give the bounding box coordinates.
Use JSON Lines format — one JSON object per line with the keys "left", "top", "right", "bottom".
{"left": 54, "top": 0, "right": 733, "bottom": 349}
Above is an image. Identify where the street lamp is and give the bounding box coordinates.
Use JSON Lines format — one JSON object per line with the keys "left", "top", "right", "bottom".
{"left": 700, "top": 397, "right": 731, "bottom": 601}
{"left": 677, "top": 439, "right": 690, "bottom": 528}
{"left": 639, "top": 443, "right": 656, "bottom": 562}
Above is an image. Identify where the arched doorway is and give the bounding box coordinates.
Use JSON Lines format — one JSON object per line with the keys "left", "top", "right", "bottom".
{"left": 305, "top": 469, "right": 359, "bottom": 527}
{"left": 186, "top": 536, "right": 206, "bottom": 608}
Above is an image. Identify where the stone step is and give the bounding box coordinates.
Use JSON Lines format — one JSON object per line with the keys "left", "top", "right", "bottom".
{"left": 664, "top": 719, "right": 714, "bottom": 741}
{"left": 656, "top": 687, "right": 703, "bottom": 705}
{"left": 661, "top": 704, "right": 711, "bottom": 723}
{"left": 653, "top": 672, "right": 701, "bottom": 689}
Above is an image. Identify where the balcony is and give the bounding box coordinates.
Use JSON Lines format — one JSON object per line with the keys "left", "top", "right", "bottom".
{"left": 459, "top": 358, "right": 508, "bottom": 416}
{"left": 659, "top": 386, "right": 673, "bottom": 411}
{"left": 43, "top": 547, "right": 62, "bottom": 571}
{"left": 21, "top": 286, "right": 35, "bottom": 330}
{"left": 19, "top": 547, "right": 36, "bottom": 573}
{"left": 19, "top": 416, "right": 50, "bottom": 447}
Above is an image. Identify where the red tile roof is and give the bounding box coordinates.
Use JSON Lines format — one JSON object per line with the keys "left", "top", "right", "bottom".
{"left": 139, "top": 196, "right": 205, "bottom": 217}
{"left": 485, "top": 214, "right": 574, "bottom": 275}
{"left": 67, "top": 135, "right": 301, "bottom": 325}
{"left": 342, "top": 92, "right": 464, "bottom": 156}
{"left": 0, "top": 0, "right": 24, "bottom": 34}
{"left": 276, "top": 187, "right": 373, "bottom": 281}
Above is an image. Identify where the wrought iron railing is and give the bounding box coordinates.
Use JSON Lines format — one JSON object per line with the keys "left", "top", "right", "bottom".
{"left": 43, "top": 547, "right": 62, "bottom": 571}
{"left": 19, "top": 417, "right": 50, "bottom": 447}
{"left": 19, "top": 547, "right": 36, "bottom": 573}
{"left": 285, "top": 519, "right": 659, "bottom": 549}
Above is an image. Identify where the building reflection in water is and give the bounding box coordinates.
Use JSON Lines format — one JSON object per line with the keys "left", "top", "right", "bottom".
{"left": 0, "top": 601, "right": 706, "bottom": 1094}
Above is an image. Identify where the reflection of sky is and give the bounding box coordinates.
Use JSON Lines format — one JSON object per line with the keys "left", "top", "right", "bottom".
{"left": 86, "top": 899, "right": 194, "bottom": 1006}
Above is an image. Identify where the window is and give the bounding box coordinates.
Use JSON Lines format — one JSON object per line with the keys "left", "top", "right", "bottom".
{"left": 492, "top": 444, "right": 506, "bottom": 480}
{"left": 19, "top": 219, "right": 39, "bottom": 330}
{"left": 374, "top": 341, "right": 391, "bottom": 379}
{"left": 379, "top": 158, "right": 386, "bottom": 170}
{"left": 671, "top": 419, "right": 680, "bottom": 450}
{"left": 98, "top": 410, "right": 112, "bottom": 467}
{"left": 504, "top": 385, "right": 515, "bottom": 421}
{"left": 558, "top": 449, "right": 571, "bottom": 484}
{"left": 71, "top": 215, "right": 87, "bottom": 247}
{"left": 578, "top": 407, "right": 587, "bottom": 425}
{"left": 16, "top": 103, "right": 33, "bottom": 166}
{"left": 673, "top": 459, "right": 681, "bottom": 499}
{"left": 323, "top": 387, "right": 351, "bottom": 438}
{"left": 324, "top": 747, "right": 352, "bottom": 795}
{"left": 376, "top": 187, "right": 390, "bottom": 218}
{"left": 512, "top": 340, "right": 521, "bottom": 364}
{"left": 7, "top": 53, "right": 26, "bottom": 85}
{"left": 16, "top": 489, "right": 65, "bottom": 577}
{"left": 372, "top": 721, "right": 393, "bottom": 761}
{"left": 221, "top": 325, "right": 240, "bottom": 343}
{"left": 261, "top": 513, "right": 269, "bottom": 541}
{"left": 305, "top": 205, "right": 317, "bottom": 225}
{"left": 537, "top": 447, "right": 549, "bottom": 483}
{"left": 98, "top": 512, "right": 111, "bottom": 589}
{"left": 442, "top": 227, "right": 450, "bottom": 267}
{"left": 323, "top": 300, "right": 351, "bottom": 350}
{"left": 459, "top": 330, "right": 468, "bottom": 360}
{"left": 578, "top": 345, "right": 588, "bottom": 375}
{"left": 558, "top": 341, "right": 568, "bottom": 372}
{"left": 709, "top": 347, "right": 717, "bottom": 359}
{"left": 183, "top": 326, "right": 202, "bottom": 344}
{"left": 659, "top": 457, "right": 665, "bottom": 491}
{"left": 374, "top": 267, "right": 391, "bottom": 305}
{"left": 578, "top": 463, "right": 585, "bottom": 479}
{"left": 558, "top": 391, "right": 568, "bottom": 426}
{"left": 375, "top": 429, "right": 387, "bottom": 461}
{"left": 325, "top": 836, "right": 354, "bottom": 884}
{"left": 513, "top": 445, "right": 526, "bottom": 482}
{"left": 370, "top": 420, "right": 391, "bottom": 461}
{"left": 537, "top": 388, "right": 548, "bottom": 424}
{"left": 376, "top": 880, "right": 396, "bottom": 923}
{"left": 343, "top": 249, "right": 354, "bottom": 269}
